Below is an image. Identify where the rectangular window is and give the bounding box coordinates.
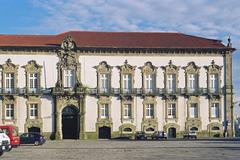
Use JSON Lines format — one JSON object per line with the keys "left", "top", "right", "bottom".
{"left": 6, "top": 104, "right": 14, "bottom": 119}
{"left": 189, "top": 103, "right": 198, "bottom": 118}
{"left": 210, "top": 74, "right": 219, "bottom": 92}
{"left": 145, "top": 74, "right": 155, "bottom": 93}
{"left": 64, "top": 70, "right": 75, "bottom": 88}
{"left": 146, "top": 104, "right": 154, "bottom": 118}
{"left": 211, "top": 103, "right": 219, "bottom": 118}
{"left": 122, "top": 74, "right": 132, "bottom": 93}
{"left": 100, "top": 104, "right": 109, "bottom": 118}
{"left": 123, "top": 104, "right": 132, "bottom": 119}
{"left": 167, "top": 103, "right": 176, "bottom": 118}
{"left": 5, "top": 73, "right": 14, "bottom": 92}
{"left": 188, "top": 74, "right": 197, "bottom": 92}
{"left": 100, "top": 74, "right": 109, "bottom": 93}
{"left": 29, "top": 104, "right": 38, "bottom": 119}
{"left": 29, "top": 73, "right": 38, "bottom": 92}
{"left": 167, "top": 74, "right": 176, "bottom": 92}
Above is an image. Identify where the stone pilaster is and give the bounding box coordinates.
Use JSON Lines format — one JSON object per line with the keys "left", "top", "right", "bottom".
{"left": 224, "top": 52, "right": 234, "bottom": 137}
{"left": 79, "top": 95, "right": 86, "bottom": 139}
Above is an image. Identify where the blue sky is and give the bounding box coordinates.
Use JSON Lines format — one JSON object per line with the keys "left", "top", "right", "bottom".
{"left": 1, "top": 0, "right": 240, "bottom": 110}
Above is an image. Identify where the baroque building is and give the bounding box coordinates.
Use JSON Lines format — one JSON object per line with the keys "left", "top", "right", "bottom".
{"left": 0, "top": 31, "right": 235, "bottom": 139}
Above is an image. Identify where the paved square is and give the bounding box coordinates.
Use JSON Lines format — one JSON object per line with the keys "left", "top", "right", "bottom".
{"left": 1, "top": 139, "right": 240, "bottom": 160}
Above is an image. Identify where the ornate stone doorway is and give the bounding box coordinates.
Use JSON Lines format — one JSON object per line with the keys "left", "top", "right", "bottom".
{"left": 62, "top": 106, "right": 79, "bottom": 139}
{"left": 168, "top": 127, "right": 176, "bottom": 138}
{"left": 98, "top": 126, "right": 111, "bottom": 139}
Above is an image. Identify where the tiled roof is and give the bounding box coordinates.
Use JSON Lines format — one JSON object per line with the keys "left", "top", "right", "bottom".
{"left": 0, "top": 31, "right": 227, "bottom": 49}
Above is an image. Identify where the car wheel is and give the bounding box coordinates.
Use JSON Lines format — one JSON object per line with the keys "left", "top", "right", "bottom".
{"left": 34, "top": 141, "right": 39, "bottom": 146}
{"left": 0, "top": 151, "right": 3, "bottom": 156}
{"left": 7, "top": 147, "right": 12, "bottom": 152}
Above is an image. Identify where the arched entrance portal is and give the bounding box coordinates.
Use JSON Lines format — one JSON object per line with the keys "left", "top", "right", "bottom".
{"left": 168, "top": 127, "right": 176, "bottom": 138}
{"left": 99, "top": 126, "right": 111, "bottom": 139}
{"left": 28, "top": 127, "right": 40, "bottom": 133}
{"left": 62, "top": 106, "right": 79, "bottom": 139}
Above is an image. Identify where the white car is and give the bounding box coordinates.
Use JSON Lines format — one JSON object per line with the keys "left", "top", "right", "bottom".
{"left": 183, "top": 131, "right": 197, "bottom": 139}
{"left": 0, "top": 129, "right": 11, "bottom": 156}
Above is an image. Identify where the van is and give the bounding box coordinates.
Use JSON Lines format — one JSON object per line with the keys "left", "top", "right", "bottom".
{"left": 0, "top": 128, "right": 11, "bottom": 156}
{"left": 0, "top": 125, "right": 20, "bottom": 147}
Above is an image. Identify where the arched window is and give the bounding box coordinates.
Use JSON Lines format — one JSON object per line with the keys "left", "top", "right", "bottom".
{"left": 146, "top": 127, "right": 155, "bottom": 132}
{"left": 123, "top": 128, "right": 132, "bottom": 132}
{"left": 190, "top": 127, "right": 198, "bottom": 132}
{"left": 212, "top": 126, "right": 220, "bottom": 131}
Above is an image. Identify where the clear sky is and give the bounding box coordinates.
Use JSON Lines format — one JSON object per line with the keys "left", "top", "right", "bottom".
{"left": 1, "top": 0, "right": 240, "bottom": 111}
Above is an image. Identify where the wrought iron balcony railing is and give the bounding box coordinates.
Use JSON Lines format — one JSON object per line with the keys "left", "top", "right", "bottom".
{"left": 0, "top": 87, "right": 223, "bottom": 97}
{"left": 0, "top": 88, "right": 51, "bottom": 95}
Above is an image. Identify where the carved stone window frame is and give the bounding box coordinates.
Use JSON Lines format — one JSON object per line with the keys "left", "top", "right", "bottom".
{"left": 119, "top": 123, "right": 136, "bottom": 135}
{"left": 165, "top": 98, "right": 178, "bottom": 122}
{"left": 25, "top": 96, "right": 42, "bottom": 132}
{"left": 22, "top": 60, "right": 42, "bottom": 92}
{"left": 1, "top": 59, "right": 19, "bottom": 92}
{"left": 185, "top": 96, "right": 202, "bottom": 132}
{"left": 182, "top": 62, "right": 200, "bottom": 92}
{"left": 161, "top": 60, "right": 180, "bottom": 93}
{"left": 209, "top": 97, "right": 222, "bottom": 122}
{"left": 142, "top": 96, "right": 157, "bottom": 120}
{"left": 121, "top": 97, "right": 134, "bottom": 123}
{"left": 207, "top": 122, "right": 223, "bottom": 136}
{"left": 56, "top": 35, "right": 81, "bottom": 89}
{"left": 62, "top": 66, "right": 77, "bottom": 88}
{"left": 2, "top": 96, "right": 17, "bottom": 124}
{"left": 187, "top": 96, "right": 200, "bottom": 120}
{"left": 139, "top": 62, "right": 157, "bottom": 92}
{"left": 117, "top": 60, "right": 136, "bottom": 93}
{"left": 95, "top": 61, "right": 113, "bottom": 93}
{"left": 97, "top": 96, "right": 112, "bottom": 122}
{"left": 141, "top": 96, "right": 158, "bottom": 132}
{"left": 204, "top": 60, "right": 222, "bottom": 93}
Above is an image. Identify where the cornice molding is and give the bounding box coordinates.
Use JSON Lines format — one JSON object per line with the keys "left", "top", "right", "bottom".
{"left": 0, "top": 46, "right": 235, "bottom": 55}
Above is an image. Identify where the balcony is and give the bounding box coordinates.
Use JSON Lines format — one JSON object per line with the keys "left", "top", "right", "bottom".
{"left": 0, "top": 88, "right": 19, "bottom": 95}
{"left": 141, "top": 88, "right": 158, "bottom": 96}
{"left": 0, "top": 88, "right": 51, "bottom": 96}
{"left": 87, "top": 88, "right": 120, "bottom": 96}
{"left": 52, "top": 87, "right": 75, "bottom": 95}
{"left": 24, "top": 88, "right": 43, "bottom": 95}
{"left": 78, "top": 87, "right": 224, "bottom": 97}
{"left": 208, "top": 89, "right": 222, "bottom": 95}
{"left": 184, "top": 88, "right": 208, "bottom": 96}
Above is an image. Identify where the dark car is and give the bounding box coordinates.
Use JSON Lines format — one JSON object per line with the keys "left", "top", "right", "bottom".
{"left": 183, "top": 131, "right": 197, "bottom": 139}
{"left": 151, "top": 131, "right": 167, "bottom": 140}
{"left": 135, "top": 131, "right": 148, "bottom": 140}
{"left": 20, "top": 133, "right": 46, "bottom": 145}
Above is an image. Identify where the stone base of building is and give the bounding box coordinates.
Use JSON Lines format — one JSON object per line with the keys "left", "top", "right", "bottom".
{"left": 43, "top": 130, "right": 227, "bottom": 140}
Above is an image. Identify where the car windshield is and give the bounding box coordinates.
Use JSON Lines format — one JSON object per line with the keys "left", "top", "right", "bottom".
{"left": 12, "top": 128, "right": 18, "bottom": 136}
{"left": 2, "top": 128, "right": 9, "bottom": 135}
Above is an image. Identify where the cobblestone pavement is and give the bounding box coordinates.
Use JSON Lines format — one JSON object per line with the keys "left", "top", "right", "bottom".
{"left": 1, "top": 139, "right": 240, "bottom": 160}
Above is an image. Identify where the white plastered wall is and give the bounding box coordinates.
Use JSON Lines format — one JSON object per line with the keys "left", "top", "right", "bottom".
{"left": 81, "top": 55, "right": 224, "bottom": 132}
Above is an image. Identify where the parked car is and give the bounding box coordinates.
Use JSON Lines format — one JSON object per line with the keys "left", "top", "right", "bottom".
{"left": 151, "top": 131, "right": 167, "bottom": 140}
{"left": 0, "top": 128, "right": 11, "bottom": 156}
{"left": 183, "top": 131, "right": 197, "bottom": 139}
{"left": 135, "top": 131, "right": 148, "bottom": 140}
{"left": 20, "top": 133, "right": 46, "bottom": 146}
{"left": 0, "top": 125, "right": 20, "bottom": 148}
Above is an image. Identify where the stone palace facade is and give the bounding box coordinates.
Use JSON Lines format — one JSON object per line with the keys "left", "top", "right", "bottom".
{"left": 0, "top": 31, "right": 235, "bottom": 139}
